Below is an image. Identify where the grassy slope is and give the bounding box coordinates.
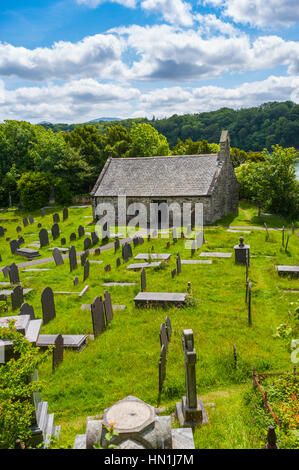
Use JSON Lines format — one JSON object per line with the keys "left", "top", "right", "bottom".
{"left": 0, "top": 201, "right": 298, "bottom": 449}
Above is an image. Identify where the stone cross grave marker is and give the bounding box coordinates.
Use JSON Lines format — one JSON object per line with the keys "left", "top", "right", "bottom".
{"left": 141, "top": 267, "right": 146, "bottom": 292}
{"left": 104, "top": 290, "right": 113, "bottom": 326}
{"left": 91, "top": 296, "right": 106, "bottom": 337}
{"left": 39, "top": 228, "right": 49, "bottom": 248}
{"left": 159, "top": 344, "right": 167, "bottom": 394}
{"left": 78, "top": 225, "right": 85, "bottom": 238}
{"left": 52, "top": 334, "right": 64, "bottom": 372}
{"left": 19, "top": 302, "right": 35, "bottom": 320}
{"left": 10, "top": 239, "right": 19, "bottom": 254}
{"left": 9, "top": 263, "right": 20, "bottom": 284}
{"left": 53, "top": 247, "right": 64, "bottom": 266}
{"left": 41, "top": 287, "right": 56, "bottom": 325}
{"left": 11, "top": 285, "right": 24, "bottom": 310}
{"left": 83, "top": 260, "right": 90, "bottom": 282}
{"left": 69, "top": 246, "right": 77, "bottom": 272}
{"left": 51, "top": 223, "right": 60, "bottom": 241}
{"left": 62, "top": 207, "right": 68, "bottom": 221}
{"left": 53, "top": 213, "right": 60, "bottom": 223}
{"left": 176, "top": 252, "right": 181, "bottom": 274}
{"left": 159, "top": 322, "right": 168, "bottom": 353}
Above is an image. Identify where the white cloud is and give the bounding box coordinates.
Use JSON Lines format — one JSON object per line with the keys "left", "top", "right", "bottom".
{"left": 204, "top": 0, "right": 299, "bottom": 28}
{"left": 1, "top": 75, "right": 299, "bottom": 123}
{"left": 141, "top": 0, "right": 193, "bottom": 26}
{"left": 77, "top": 0, "right": 137, "bottom": 8}
{"left": 194, "top": 13, "right": 240, "bottom": 36}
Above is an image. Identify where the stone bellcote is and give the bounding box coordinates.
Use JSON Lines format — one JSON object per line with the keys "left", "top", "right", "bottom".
{"left": 218, "top": 129, "right": 230, "bottom": 164}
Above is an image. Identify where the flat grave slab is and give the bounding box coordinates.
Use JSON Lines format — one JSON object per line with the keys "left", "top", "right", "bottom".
{"left": 103, "top": 282, "right": 137, "bottom": 287}
{"left": 226, "top": 230, "right": 251, "bottom": 234}
{"left": 22, "top": 268, "right": 52, "bottom": 272}
{"left": 36, "top": 334, "right": 87, "bottom": 351}
{"left": 134, "top": 254, "right": 171, "bottom": 261}
{"left": 53, "top": 291, "right": 79, "bottom": 295}
{"left": 81, "top": 304, "right": 126, "bottom": 311}
{"left": 0, "top": 288, "right": 32, "bottom": 296}
{"left": 134, "top": 292, "right": 186, "bottom": 308}
{"left": 276, "top": 265, "right": 299, "bottom": 277}
{"left": 127, "top": 262, "right": 161, "bottom": 270}
{"left": 48, "top": 247, "right": 69, "bottom": 253}
{"left": 181, "top": 260, "right": 212, "bottom": 265}
{"left": 15, "top": 248, "right": 41, "bottom": 260}
{"left": 200, "top": 252, "right": 232, "bottom": 258}
{"left": 89, "top": 260, "right": 103, "bottom": 264}
{"left": 25, "top": 319, "right": 43, "bottom": 345}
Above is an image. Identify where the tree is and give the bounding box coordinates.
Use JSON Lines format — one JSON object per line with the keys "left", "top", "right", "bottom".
{"left": 17, "top": 172, "right": 52, "bottom": 210}
{"left": 126, "top": 123, "right": 170, "bottom": 157}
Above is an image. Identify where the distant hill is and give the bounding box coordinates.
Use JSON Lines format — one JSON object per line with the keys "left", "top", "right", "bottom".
{"left": 85, "top": 117, "right": 121, "bottom": 123}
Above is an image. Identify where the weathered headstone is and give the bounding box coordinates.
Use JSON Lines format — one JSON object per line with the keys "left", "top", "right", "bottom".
{"left": 165, "top": 316, "right": 172, "bottom": 342}
{"left": 62, "top": 207, "right": 68, "bottom": 221}
{"left": 91, "top": 232, "right": 99, "bottom": 246}
{"left": 114, "top": 237, "right": 120, "bottom": 252}
{"left": 191, "top": 239, "right": 196, "bottom": 257}
{"left": 19, "top": 302, "right": 35, "bottom": 320}
{"left": 51, "top": 223, "right": 60, "bottom": 240}
{"left": 39, "top": 228, "right": 49, "bottom": 248}
{"left": 234, "top": 237, "right": 250, "bottom": 265}
{"left": 41, "top": 287, "right": 56, "bottom": 325}
{"left": 116, "top": 257, "right": 121, "bottom": 268}
{"left": 28, "top": 215, "right": 34, "bottom": 225}
{"left": 84, "top": 237, "right": 91, "bottom": 251}
{"left": 83, "top": 260, "right": 90, "bottom": 282}
{"left": 78, "top": 225, "right": 85, "bottom": 238}
{"left": 94, "top": 247, "right": 101, "bottom": 256}
{"left": 9, "top": 263, "right": 20, "bottom": 284}
{"left": 104, "top": 264, "right": 111, "bottom": 272}
{"left": 160, "top": 323, "right": 168, "bottom": 353}
{"left": 73, "top": 277, "right": 79, "bottom": 286}
{"left": 159, "top": 345, "right": 167, "bottom": 394}
{"left": 69, "top": 246, "right": 77, "bottom": 272}
{"left": 53, "top": 213, "right": 60, "bottom": 223}
{"left": 248, "top": 282, "right": 252, "bottom": 326}
{"left": 10, "top": 239, "right": 19, "bottom": 254}
{"left": 0, "top": 226, "right": 4, "bottom": 237}
{"left": 61, "top": 237, "right": 66, "bottom": 246}
{"left": 91, "top": 296, "right": 106, "bottom": 337}
{"left": 176, "top": 252, "right": 181, "bottom": 274}
{"left": 141, "top": 268, "right": 146, "bottom": 292}
{"left": 70, "top": 232, "right": 76, "bottom": 242}
{"left": 166, "top": 241, "right": 170, "bottom": 249}
{"left": 23, "top": 217, "right": 29, "bottom": 227}
{"left": 11, "top": 285, "right": 24, "bottom": 310}
{"left": 2, "top": 265, "right": 10, "bottom": 279}
{"left": 122, "top": 242, "right": 133, "bottom": 262}
{"left": 171, "top": 268, "right": 176, "bottom": 279}
{"left": 285, "top": 233, "right": 290, "bottom": 252}
{"left": 37, "top": 223, "right": 42, "bottom": 229}
{"left": 104, "top": 290, "right": 113, "bottom": 326}
{"left": 282, "top": 226, "right": 285, "bottom": 247}
{"left": 53, "top": 334, "right": 64, "bottom": 372}
{"left": 17, "top": 236, "right": 25, "bottom": 246}
{"left": 53, "top": 247, "right": 64, "bottom": 266}
{"left": 16, "top": 226, "right": 22, "bottom": 233}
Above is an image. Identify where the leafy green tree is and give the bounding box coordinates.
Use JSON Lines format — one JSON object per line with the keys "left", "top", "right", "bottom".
{"left": 0, "top": 322, "right": 50, "bottom": 449}
{"left": 126, "top": 123, "right": 170, "bottom": 157}
{"left": 17, "top": 172, "right": 52, "bottom": 210}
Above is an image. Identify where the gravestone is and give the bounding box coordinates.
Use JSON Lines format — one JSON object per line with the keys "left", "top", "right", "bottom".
{"left": 84, "top": 237, "right": 91, "bottom": 251}
{"left": 53, "top": 213, "right": 60, "bottom": 223}
{"left": 53, "top": 247, "right": 64, "bottom": 266}
{"left": 83, "top": 260, "right": 90, "bottom": 282}
{"left": 28, "top": 215, "right": 34, "bottom": 225}
{"left": 176, "top": 329, "right": 207, "bottom": 427}
{"left": 114, "top": 238, "right": 120, "bottom": 252}
{"left": 38, "top": 223, "right": 42, "bottom": 228}
{"left": 133, "top": 237, "right": 139, "bottom": 248}
{"left": 51, "top": 223, "right": 60, "bottom": 240}
{"left": 11, "top": 285, "right": 24, "bottom": 310}
{"left": 41, "top": 287, "right": 56, "bottom": 325}
{"left": 19, "top": 302, "right": 35, "bottom": 320}
{"left": 17, "top": 236, "right": 25, "bottom": 245}
{"left": 80, "top": 251, "right": 87, "bottom": 267}
{"left": 104, "top": 290, "right": 113, "bottom": 326}
{"left": 171, "top": 268, "right": 176, "bottom": 279}
{"left": 23, "top": 217, "right": 29, "bottom": 227}
{"left": 104, "top": 264, "right": 111, "bottom": 272}
{"left": 10, "top": 239, "right": 19, "bottom": 254}
{"left": 191, "top": 239, "right": 196, "bottom": 257}
{"left": 62, "top": 207, "right": 68, "bottom": 221}
{"left": 73, "top": 277, "right": 79, "bottom": 286}
{"left": 141, "top": 268, "right": 146, "bottom": 292}
{"left": 61, "top": 238, "right": 66, "bottom": 246}
{"left": 116, "top": 257, "right": 121, "bottom": 268}
{"left": 264, "top": 426, "right": 279, "bottom": 449}
{"left": 285, "top": 233, "right": 290, "bottom": 252}
{"left": 2, "top": 265, "right": 10, "bottom": 279}
{"left": 234, "top": 237, "right": 250, "bottom": 265}
{"left": 70, "top": 232, "right": 76, "bottom": 242}
{"left": 159, "top": 345, "right": 167, "bottom": 394}
{"left": 122, "top": 242, "right": 133, "bottom": 262}
{"left": 9, "top": 263, "right": 20, "bottom": 284}
{"left": 147, "top": 234, "right": 151, "bottom": 242}
{"left": 91, "top": 296, "right": 106, "bottom": 337}
{"left": 94, "top": 248, "right": 101, "bottom": 256}
{"left": 78, "top": 225, "right": 85, "bottom": 238}
{"left": 248, "top": 282, "right": 252, "bottom": 326}
{"left": 91, "top": 232, "right": 99, "bottom": 246}
{"left": 165, "top": 316, "right": 172, "bottom": 342}
{"left": 41, "top": 208, "right": 45, "bottom": 217}
{"left": 176, "top": 252, "right": 181, "bottom": 274}
{"left": 0, "top": 226, "right": 4, "bottom": 237}
{"left": 186, "top": 224, "right": 192, "bottom": 237}
{"left": 166, "top": 241, "right": 170, "bottom": 249}
{"left": 69, "top": 246, "right": 77, "bottom": 272}
{"left": 173, "top": 228, "right": 177, "bottom": 243}
{"left": 16, "top": 226, "right": 22, "bottom": 233}
{"left": 53, "top": 334, "right": 64, "bottom": 372}
{"left": 282, "top": 226, "right": 285, "bottom": 247}
{"left": 159, "top": 323, "right": 168, "bottom": 353}
{"left": 39, "top": 229, "right": 49, "bottom": 248}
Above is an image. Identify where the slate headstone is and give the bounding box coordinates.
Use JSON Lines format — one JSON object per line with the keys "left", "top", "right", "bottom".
{"left": 94, "top": 247, "right": 101, "bottom": 256}
{"left": 159, "top": 344, "right": 167, "bottom": 394}
{"left": 73, "top": 277, "right": 79, "bottom": 286}
{"left": 10, "top": 239, "right": 19, "bottom": 254}
{"left": 39, "top": 228, "right": 49, "bottom": 248}
{"left": 78, "top": 225, "right": 85, "bottom": 238}
{"left": 9, "top": 263, "right": 20, "bottom": 284}
{"left": 62, "top": 207, "right": 68, "bottom": 221}
{"left": 171, "top": 268, "right": 176, "bottom": 279}
{"left": 159, "top": 323, "right": 168, "bottom": 353}
{"left": 53, "top": 247, "right": 64, "bottom": 266}
{"left": 70, "top": 232, "right": 76, "bottom": 242}
{"left": 165, "top": 316, "right": 172, "bottom": 342}
{"left": 81, "top": 251, "right": 88, "bottom": 267}
{"left": 19, "top": 302, "right": 35, "bottom": 320}
{"left": 91, "top": 296, "right": 106, "bottom": 337}
{"left": 16, "top": 226, "right": 22, "bottom": 233}
{"left": 116, "top": 257, "right": 121, "bottom": 268}
{"left": 69, "top": 246, "right": 77, "bottom": 272}
{"left": 141, "top": 267, "right": 146, "bottom": 292}
{"left": 61, "top": 237, "right": 66, "bottom": 246}
{"left": 83, "top": 260, "right": 90, "bottom": 282}
{"left": 176, "top": 252, "right": 181, "bottom": 274}
{"left": 104, "top": 264, "right": 111, "bottom": 272}
{"left": 23, "top": 217, "right": 29, "bottom": 227}
{"left": 3, "top": 265, "right": 10, "bottom": 279}
{"left": 53, "top": 334, "right": 64, "bottom": 372}
{"left": 51, "top": 223, "right": 60, "bottom": 240}
{"left": 91, "top": 232, "right": 99, "bottom": 246}
{"left": 28, "top": 215, "right": 34, "bottom": 225}
{"left": 0, "top": 226, "right": 4, "bottom": 237}
{"left": 84, "top": 237, "right": 91, "bottom": 251}
{"left": 114, "top": 238, "right": 120, "bottom": 252}
{"left": 17, "top": 236, "right": 25, "bottom": 245}
{"left": 11, "top": 285, "right": 24, "bottom": 310}
{"left": 104, "top": 290, "right": 113, "bottom": 325}
{"left": 41, "top": 287, "right": 56, "bottom": 325}
{"left": 53, "top": 213, "right": 60, "bottom": 223}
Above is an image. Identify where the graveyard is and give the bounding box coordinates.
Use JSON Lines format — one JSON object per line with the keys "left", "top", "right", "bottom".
{"left": 0, "top": 201, "right": 298, "bottom": 449}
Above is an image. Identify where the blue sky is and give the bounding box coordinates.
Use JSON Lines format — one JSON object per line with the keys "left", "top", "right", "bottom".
{"left": 0, "top": 0, "right": 298, "bottom": 123}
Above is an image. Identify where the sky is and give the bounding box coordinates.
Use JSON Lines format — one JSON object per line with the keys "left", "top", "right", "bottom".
{"left": 0, "top": 0, "right": 299, "bottom": 123}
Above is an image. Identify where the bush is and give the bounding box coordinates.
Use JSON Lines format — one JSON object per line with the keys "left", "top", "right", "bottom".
{"left": 17, "top": 171, "right": 52, "bottom": 210}
{"left": 53, "top": 177, "right": 72, "bottom": 205}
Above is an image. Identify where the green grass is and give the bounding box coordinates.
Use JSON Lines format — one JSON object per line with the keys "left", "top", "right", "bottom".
{"left": 0, "top": 202, "right": 298, "bottom": 449}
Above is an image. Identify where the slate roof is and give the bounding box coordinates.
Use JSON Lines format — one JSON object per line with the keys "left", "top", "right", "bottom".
{"left": 91, "top": 154, "right": 221, "bottom": 198}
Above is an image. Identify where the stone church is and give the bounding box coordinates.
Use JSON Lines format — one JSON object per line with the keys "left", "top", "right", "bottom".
{"left": 91, "top": 130, "right": 239, "bottom": 226}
